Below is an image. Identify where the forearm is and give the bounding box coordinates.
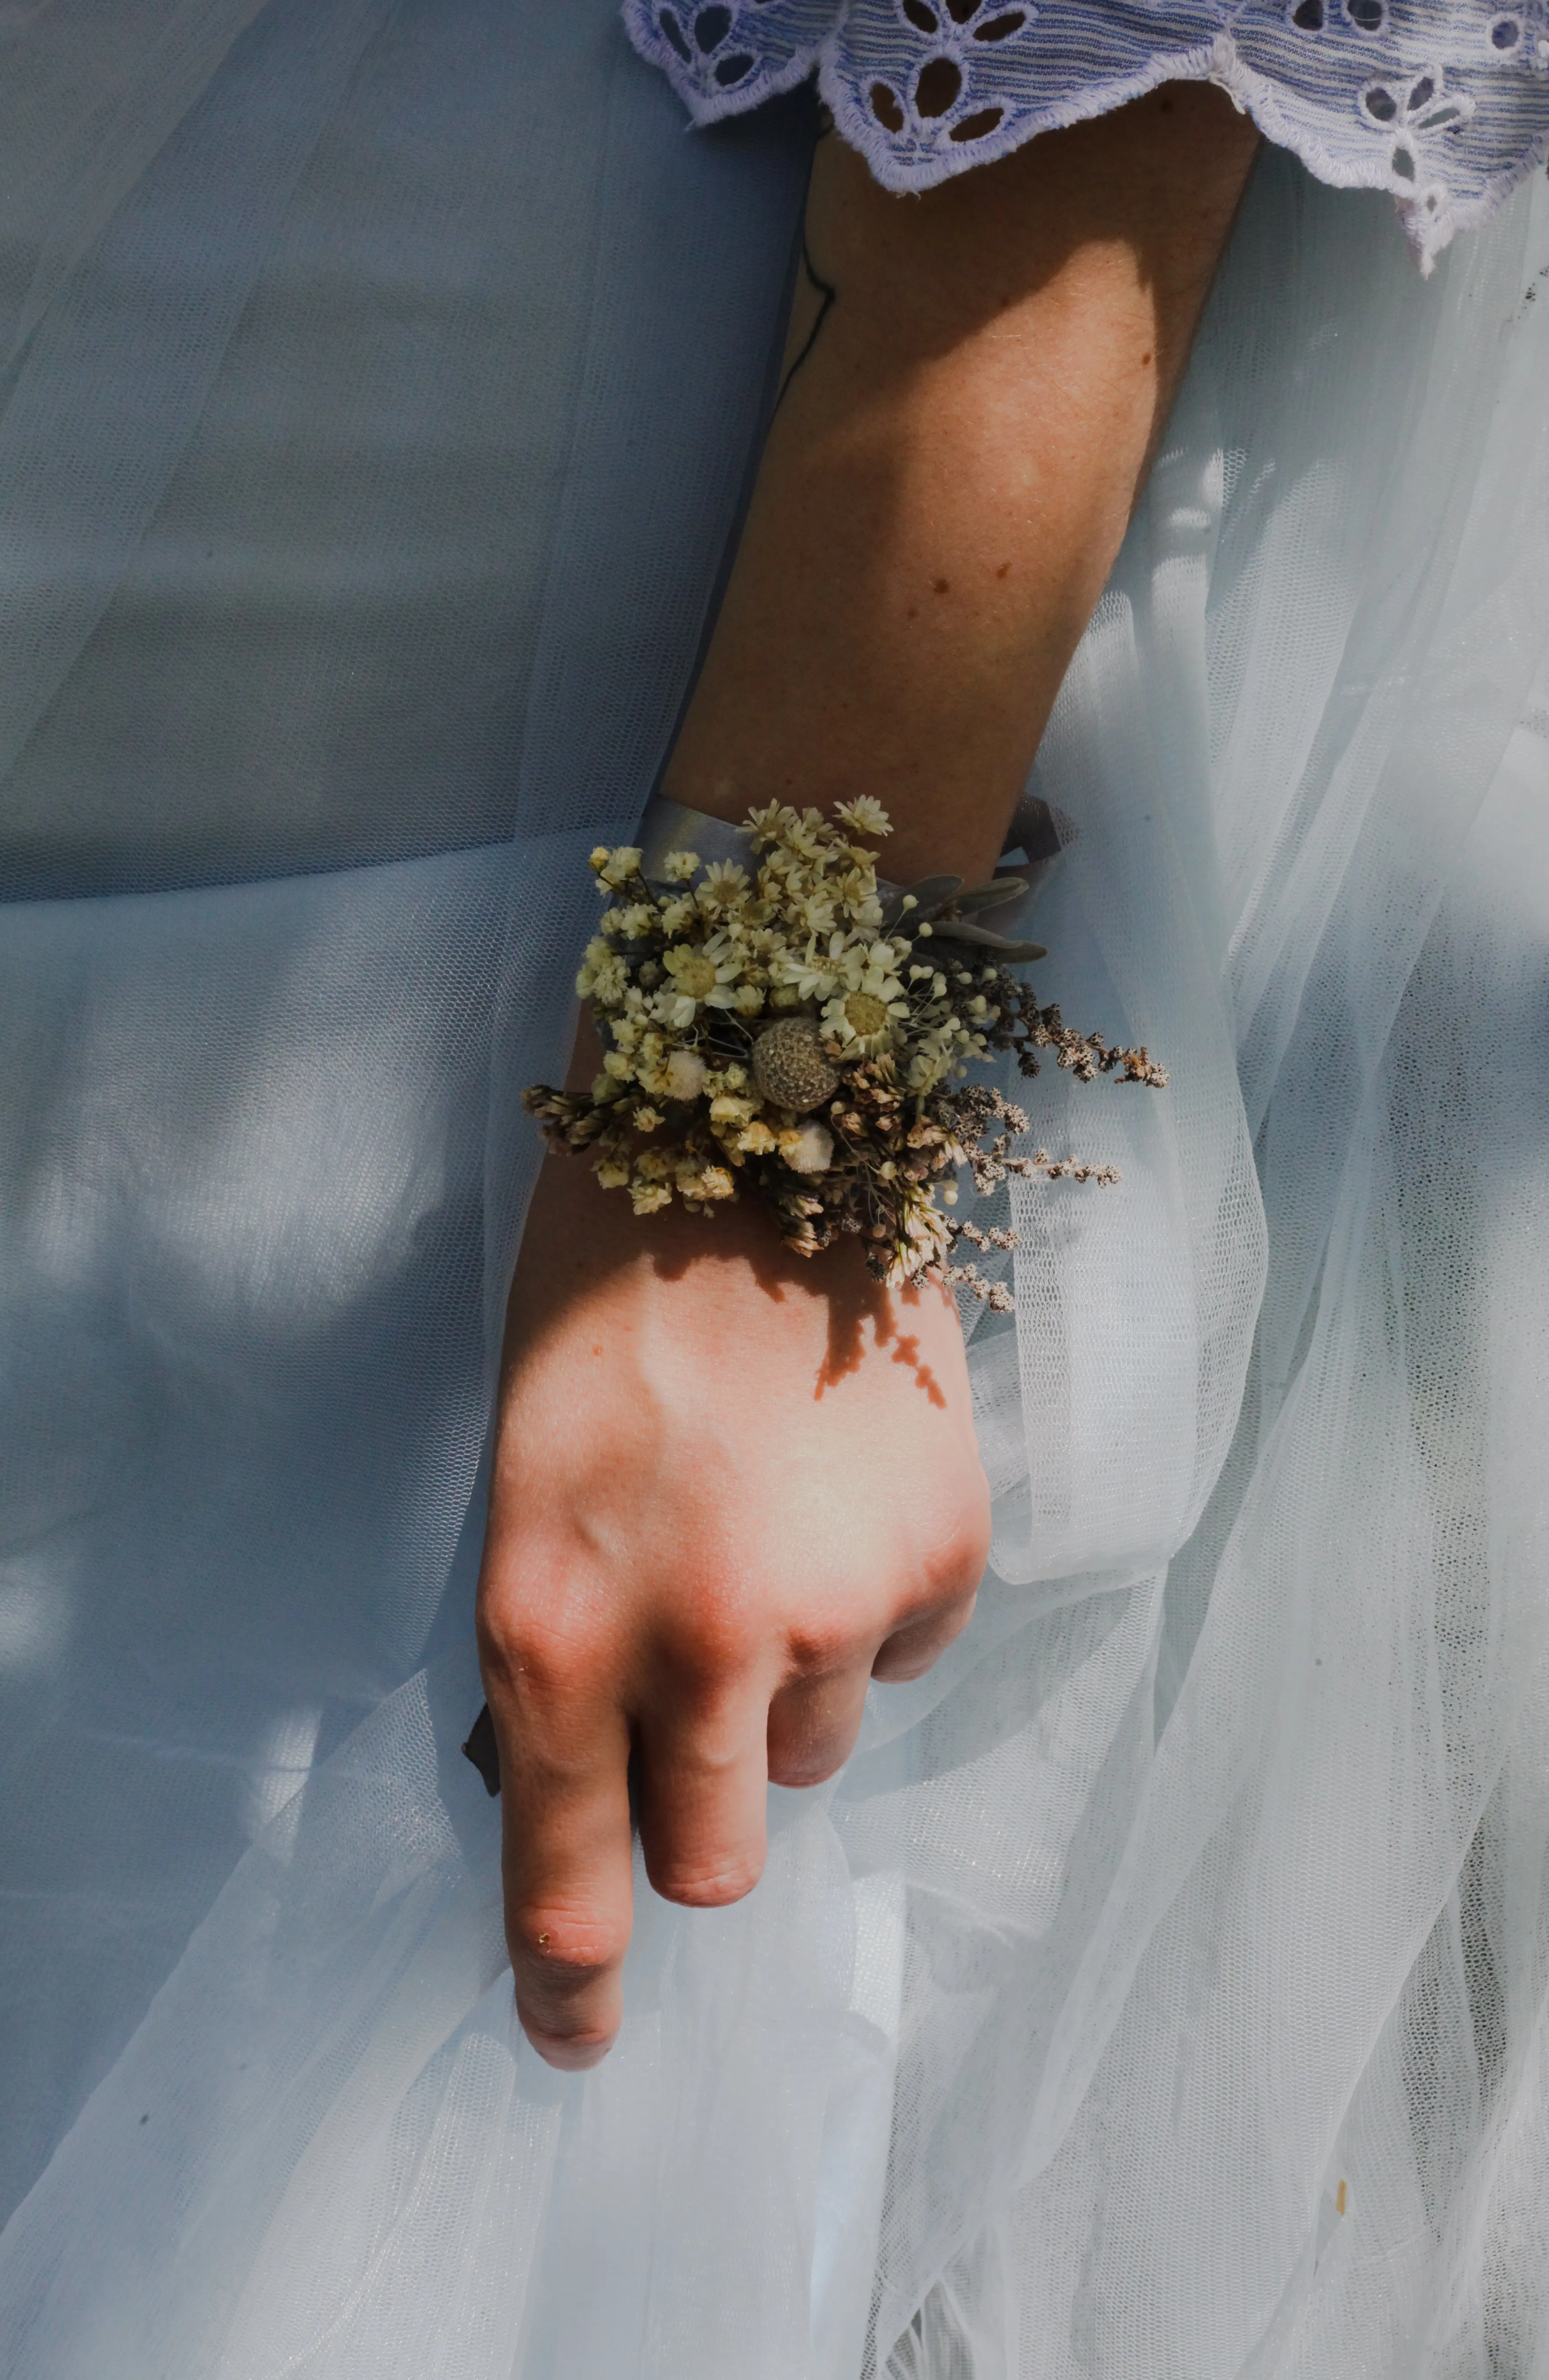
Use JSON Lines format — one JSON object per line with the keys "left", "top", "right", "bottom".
{"left": 486, "top": 89, "right": 1261, "bottom": 2065}
{"left": 662, "top": 85, "right": 1260, "bottom": 884}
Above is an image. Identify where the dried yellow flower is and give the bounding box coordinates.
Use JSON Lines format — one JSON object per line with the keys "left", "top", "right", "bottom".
{"left": 525, "top": 798, "right": 1164, "bottom": 1302}
{"left": 843, "top": 991, "right": 890, "bottom": 1039}
{"left": 664, "top": 948, "right": 719, "bottom": 1001}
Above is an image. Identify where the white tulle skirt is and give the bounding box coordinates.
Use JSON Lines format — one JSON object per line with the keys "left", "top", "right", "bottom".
{"left": 3, "top": 4, "right": 1549, "bottom": 2375}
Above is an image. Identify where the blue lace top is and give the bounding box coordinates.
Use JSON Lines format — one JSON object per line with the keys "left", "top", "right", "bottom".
{"left": 624, "top": 0, "right": 1549, "bottom": 265}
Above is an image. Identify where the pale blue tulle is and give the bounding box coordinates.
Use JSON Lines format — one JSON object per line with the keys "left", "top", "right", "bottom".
{"left": 3, "top": 5, "right": 1549, "bottom": 2376}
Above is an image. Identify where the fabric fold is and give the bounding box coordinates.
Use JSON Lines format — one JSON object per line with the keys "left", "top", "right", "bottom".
{"left": 2, "top": 11, "right": 1549, "bottom": 2378}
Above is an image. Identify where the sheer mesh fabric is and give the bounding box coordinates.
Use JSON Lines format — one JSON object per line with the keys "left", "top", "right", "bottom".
{"left": 0, "top": 7, "right": 1548, "bottom": 2379}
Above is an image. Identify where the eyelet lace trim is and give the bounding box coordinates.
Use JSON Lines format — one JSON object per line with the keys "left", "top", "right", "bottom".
{"left": 623, "top": 0, "right": 1549, "bottom": 268}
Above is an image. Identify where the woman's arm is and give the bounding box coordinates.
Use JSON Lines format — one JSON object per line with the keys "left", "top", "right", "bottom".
{"left": 477, "top": 86, "right": 1260, "bottom": 2070}
{"left": 666, "top": 84, "right": 1261, "bottom": 881}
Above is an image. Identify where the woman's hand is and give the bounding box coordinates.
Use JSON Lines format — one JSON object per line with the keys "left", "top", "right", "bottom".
{"left": 476, "top": 83, "right": 1260, "bottom": 2070}
{"left": 476, "top": 1145, "right": 989, "bottom": 2068}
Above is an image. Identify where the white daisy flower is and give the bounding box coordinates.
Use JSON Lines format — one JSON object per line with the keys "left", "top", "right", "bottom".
{"left": 774, "top": 927, "right": 850, "bottom": 1004}
{"left": 834, "top": 796, "right": 891, "bottom": 840}
{"left": 697, "top": 860, "right": 748, "bottom": 908}
{"left": 660, "top": 943, "right": 740, "bottom": 1023}
{"left": 661, "top": 948, "right": 715, "bottom": 997}
{"left": 819, "top": 942, "right": 910, "bottom": 1052}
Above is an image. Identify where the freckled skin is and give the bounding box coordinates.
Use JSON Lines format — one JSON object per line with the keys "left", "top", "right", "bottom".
{"left": 665, "top": 86, "right": 1260, "bottom": 884}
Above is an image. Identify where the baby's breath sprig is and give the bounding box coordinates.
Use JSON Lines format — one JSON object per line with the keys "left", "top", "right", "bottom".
{"left": 522, "top": 802, "right": 1165, "bottom": 1306}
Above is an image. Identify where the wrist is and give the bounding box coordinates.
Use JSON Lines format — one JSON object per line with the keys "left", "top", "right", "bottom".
{"left": 523, "top": 800, "right": 1156, "bottom": 1318}
{"left": 656, "top": 764, "right": 1008, "bottom": 888}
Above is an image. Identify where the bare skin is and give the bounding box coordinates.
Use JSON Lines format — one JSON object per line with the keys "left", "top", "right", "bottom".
{"left": 665, "top": 86, "right": 1261, "bottom": 881}
{"left": 478, "top": 86, "right": 1261, "bottom": 2069}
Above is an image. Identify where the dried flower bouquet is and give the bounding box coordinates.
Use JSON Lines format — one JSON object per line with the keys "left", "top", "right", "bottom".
{"left": 523, "top": 800, "right": 1165, "bottom": 1310}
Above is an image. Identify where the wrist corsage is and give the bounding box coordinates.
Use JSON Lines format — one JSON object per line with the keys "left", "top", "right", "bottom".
{"left": 523, "top": 799, "right": 1164, "bottom": 1310}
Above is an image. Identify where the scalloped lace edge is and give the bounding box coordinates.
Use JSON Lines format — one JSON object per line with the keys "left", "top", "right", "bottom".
{"left": 626, "top": 13, "right": 1549, "bottom": 272}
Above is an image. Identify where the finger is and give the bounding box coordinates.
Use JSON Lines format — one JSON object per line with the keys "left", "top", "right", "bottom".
{"left": 634, "top": 1680, "right": 771, "bottom": 1909}
{"left": 767, "top": 1662, "right": 872, "bottom": 1788}
{"left": 871, "top": 1587, "right": 977, "bottom": 1683}
{"left": 482, "top": 1631, "right": 636, "bottom": 2069}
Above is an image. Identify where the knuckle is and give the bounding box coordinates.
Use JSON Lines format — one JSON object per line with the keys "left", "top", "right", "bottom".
{"left": 935, "top": 1584, "right": 979, "bottom": 1646}
{"left": 648, "top": 1851, "right": 764, "bottom": 1910}
{"left": 873, "top": 1639, "right": 943, "bottom": 1684}
{"left": 508, "top": 1904, "right": 626, "bottom": 1978}
{"left": 873, "top": 1587, "right": 978, "bottom": 1684}
{"left": 659, "top": 1603, "right": 760, "bottom": 1694}
{"left": 768, "top": 1742, "right": 846, "bottom": 1789}
{"left": 478, "top": 1603, "right": 597, "bottom": 1706}
{"left": 783, "top": 1617, "right": 859, "bottom": 1680}
{"left": 920, "top": 1501, "right": 991, "bottom": 1606}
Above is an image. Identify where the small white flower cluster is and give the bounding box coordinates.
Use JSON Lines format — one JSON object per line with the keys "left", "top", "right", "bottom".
{"left": 525, "top": 801, "right": 1165, "bottom": 1294}
{"left": 578, "top": 797, "right": 987, "bottom": 1093}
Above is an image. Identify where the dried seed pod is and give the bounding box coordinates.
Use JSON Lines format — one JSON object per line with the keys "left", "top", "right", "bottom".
{"left": 753, "top": 1018, "right": 840, "bottom": 1113}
